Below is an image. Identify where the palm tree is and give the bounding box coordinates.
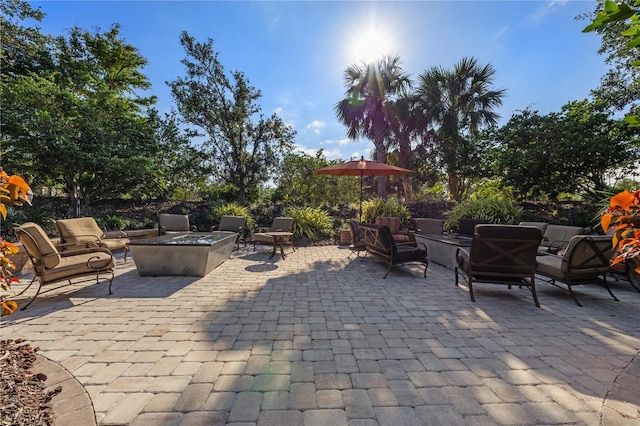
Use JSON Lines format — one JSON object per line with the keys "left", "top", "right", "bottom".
{"left": 416, "top": 56, "right": 505, "bottom": 201}
{"left": 386, "top": 94, "right": 421, "bottom": 202}
{"left": 335, "top": 54, "right": 412, "bottom": 198}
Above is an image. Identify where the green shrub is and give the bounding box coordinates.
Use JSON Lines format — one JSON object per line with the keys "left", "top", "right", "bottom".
{"left": 102, "top": 213, "right": 129, "bottom": 231}
{"left": 212, "top": 203, "right": 255, "bottom": 231}
{"left": 444, "top": 197, "right": 523, "bottom": 230}
{"left": 289, "top": 206, "right": 333, "bottom": 240}
{"left": 361, "top": 197, "right": 411, "bottom": 226}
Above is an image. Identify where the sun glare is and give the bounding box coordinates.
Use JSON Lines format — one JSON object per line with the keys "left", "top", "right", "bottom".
{"left": 349, "top": 25, "right": 394, "bottom": 64}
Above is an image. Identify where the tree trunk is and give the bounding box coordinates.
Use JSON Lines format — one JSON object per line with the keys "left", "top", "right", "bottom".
{"left": 449, "top": 172, "right": 460, "bottom": 202}
{"left": 402, "top": 175, "right": 413, "bottom": 202}
{"left": 375, "top": 148, "right": 387, "bottom": 198}
{"left": 238, "top": 186, "right": 246, "bottom": 205}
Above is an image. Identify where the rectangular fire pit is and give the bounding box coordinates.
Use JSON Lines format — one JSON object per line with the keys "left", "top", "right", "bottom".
{"left": 129, "top": 231, "right": 238, "bottom": 276}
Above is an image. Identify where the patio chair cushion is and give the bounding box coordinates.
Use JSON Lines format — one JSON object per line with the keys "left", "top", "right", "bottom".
{"left": 414, "top": 218, "right": 444, "bottom": 234}
{"left": 158, "top": 214, "right": 196, "bottom": 234}
{"left": 55, "top": 217, "right": 104, "bottom": 243}
{"left": 17, "top": 222, "right": 60, "bottom": 269}
{"left": 457, "top": 218, "right": 491, "bottom": 237}
{"left": 375, "top": 217, "right": 411, "bottom": 242}
{"left": 54, "top": 217, "right": 130, "bottom": 257}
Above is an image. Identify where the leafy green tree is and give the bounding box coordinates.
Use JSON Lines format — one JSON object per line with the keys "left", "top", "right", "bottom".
{"left": 276, "top": 151, "right": 360, "bottom": 206}
{"left": 416, "top": 56, "right": 505, "bottom": 202}
{"left": 151, "top": 110, "right": 210, "bottom": 200}
{"left": 335, "top": 54, "right": 412, "bottom": 198}
{"left": 3, "top": 23, "right": 164, "bottom": 207}
{"left": 0, "top": 0, "right": 50, "bottom": 77}
{"left": 582, "top": 0, "right": 640, "bottom": 125}
{"left": 1, "top": 0, "right": 49, "bottom": 179}
{"left": 491, "top": 101, "right": 640, "bottom": 199}
{"left": 168, "top": 32, "right": 295, "bottom": 205}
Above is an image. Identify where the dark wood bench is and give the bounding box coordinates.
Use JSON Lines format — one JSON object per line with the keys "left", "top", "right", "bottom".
{"left": 359, "top": 223, "right": 428, "bottom": 279}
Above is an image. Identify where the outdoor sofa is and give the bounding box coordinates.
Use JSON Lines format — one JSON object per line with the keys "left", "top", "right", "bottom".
{"left": 360, "top": 223, "right": 428, "bottom": 279}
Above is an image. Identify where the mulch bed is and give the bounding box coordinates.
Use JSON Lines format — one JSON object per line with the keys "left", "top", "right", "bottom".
{"left": 0, "top": 339, "right": 61, "bottom": 426}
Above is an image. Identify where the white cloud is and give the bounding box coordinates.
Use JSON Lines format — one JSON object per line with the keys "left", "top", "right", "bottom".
{"left": 322, "top": 137, "right": 352, "bottom": 146}
{"left": 531, "top": 0, "right": 568, "bottom": 23}
{"left": 495, "top": 25, "right": 509, "bottom": 39}
{"left": 305, "top": 120, "right": 326, "bottom": 134}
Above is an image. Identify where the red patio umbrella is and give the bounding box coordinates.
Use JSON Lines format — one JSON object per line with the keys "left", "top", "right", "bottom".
{"left": 315, "top": 156, "right": 413, "bottom": 221}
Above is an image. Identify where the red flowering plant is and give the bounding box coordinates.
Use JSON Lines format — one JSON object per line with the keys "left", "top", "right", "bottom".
{"left": 601, "top": 190, "right": 640, "bottom": 273}
{"left": 0, "top": 167, "right": 32, "bottom": 316}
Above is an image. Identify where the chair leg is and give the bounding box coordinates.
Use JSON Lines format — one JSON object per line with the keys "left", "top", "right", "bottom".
{"left": 107, "top": 271, "right": 114, "bottom": 295}
{"left": 383, "top": 262, "right": 392, "bottom": 279}
{"left": 20, "top": 280, "right": 43, "bottom": 311}
{"left": 566, "top": 281, "right": 583, "bottom": 307}
{"left": 601, "top": 276, "right": 619, "bottom": 302}
{"left": 468, "top": 277, "right": 476, "bottom": 302}
{"left": 530, "top": 278, "right": 541, "bottom": 308}
{"left": 16, "top": 276, "right": 37, "bottom": 297}
{"left": 422, "top": 261, "right": 428, "bottom": 278}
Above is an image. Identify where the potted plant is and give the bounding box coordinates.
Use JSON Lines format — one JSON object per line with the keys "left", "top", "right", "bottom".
{"left": 339, "top": 222, "right": 352, "bottom": 246}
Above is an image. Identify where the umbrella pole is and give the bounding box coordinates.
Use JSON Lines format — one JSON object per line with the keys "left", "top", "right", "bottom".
{"left": 359, "top": 171, "right": 363, "bottom": 222}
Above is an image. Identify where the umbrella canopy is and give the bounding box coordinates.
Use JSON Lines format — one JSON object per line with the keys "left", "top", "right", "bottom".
{"left": 315, "top": 156, "right": 412, "bottom": 221}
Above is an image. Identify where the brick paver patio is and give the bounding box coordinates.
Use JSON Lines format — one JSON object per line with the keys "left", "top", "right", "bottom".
{"left": 2, "top": 245, "right": 639, "bottom": 425}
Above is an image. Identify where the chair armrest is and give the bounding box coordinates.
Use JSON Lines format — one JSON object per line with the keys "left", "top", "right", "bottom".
{"left": 55, "top": 239, "right": 100, "bottom": 251}
{"left": 59, "top": 245, "right": 113, "bottom": 258}
{"left": 190, "top": 225, "right": 198, "bottom": 232}
{"left": 108, "top": 230, "right": 128, "bottom": 239}
{"left": 455, "top": 247, "right": 470, "bottom": 269}
{"left": 547, "top": 240, "right": 570, "bottom": 254}
{"left": 395, "top": 241, "right": 427, "bottom": 251}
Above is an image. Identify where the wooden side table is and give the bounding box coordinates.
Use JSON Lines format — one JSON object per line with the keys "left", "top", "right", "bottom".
{"left": 266, "top": 231, "right": 294, "bottom": 259}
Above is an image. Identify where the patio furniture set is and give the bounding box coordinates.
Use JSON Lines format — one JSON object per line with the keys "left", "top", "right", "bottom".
{"left": 12, "top": 214, "right": 295, "bottom": 310}
{"left": 349, "top": 217, "right": 633, "bottom": 308}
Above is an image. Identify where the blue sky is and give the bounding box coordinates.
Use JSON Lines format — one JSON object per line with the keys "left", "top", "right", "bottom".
{"left": 31, "top": 0, "right": 607, "bottom": 161}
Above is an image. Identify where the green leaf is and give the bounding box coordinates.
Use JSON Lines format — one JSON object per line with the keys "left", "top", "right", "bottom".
{"left": 624, "top": 114, "right": 640, "bottom": 127}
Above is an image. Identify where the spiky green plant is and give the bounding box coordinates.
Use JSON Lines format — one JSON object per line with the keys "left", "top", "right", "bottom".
{"left": 361, "top": 197, "right": 411, "bottom": 226}
{"left": 212, "top": 203, "right": 255, "bottom": 231}
{"left": 444, "top": 197, "right": 523, "bottom": 230}
{"left": 289, "top": 206, "right": 333, "bottom": 240}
